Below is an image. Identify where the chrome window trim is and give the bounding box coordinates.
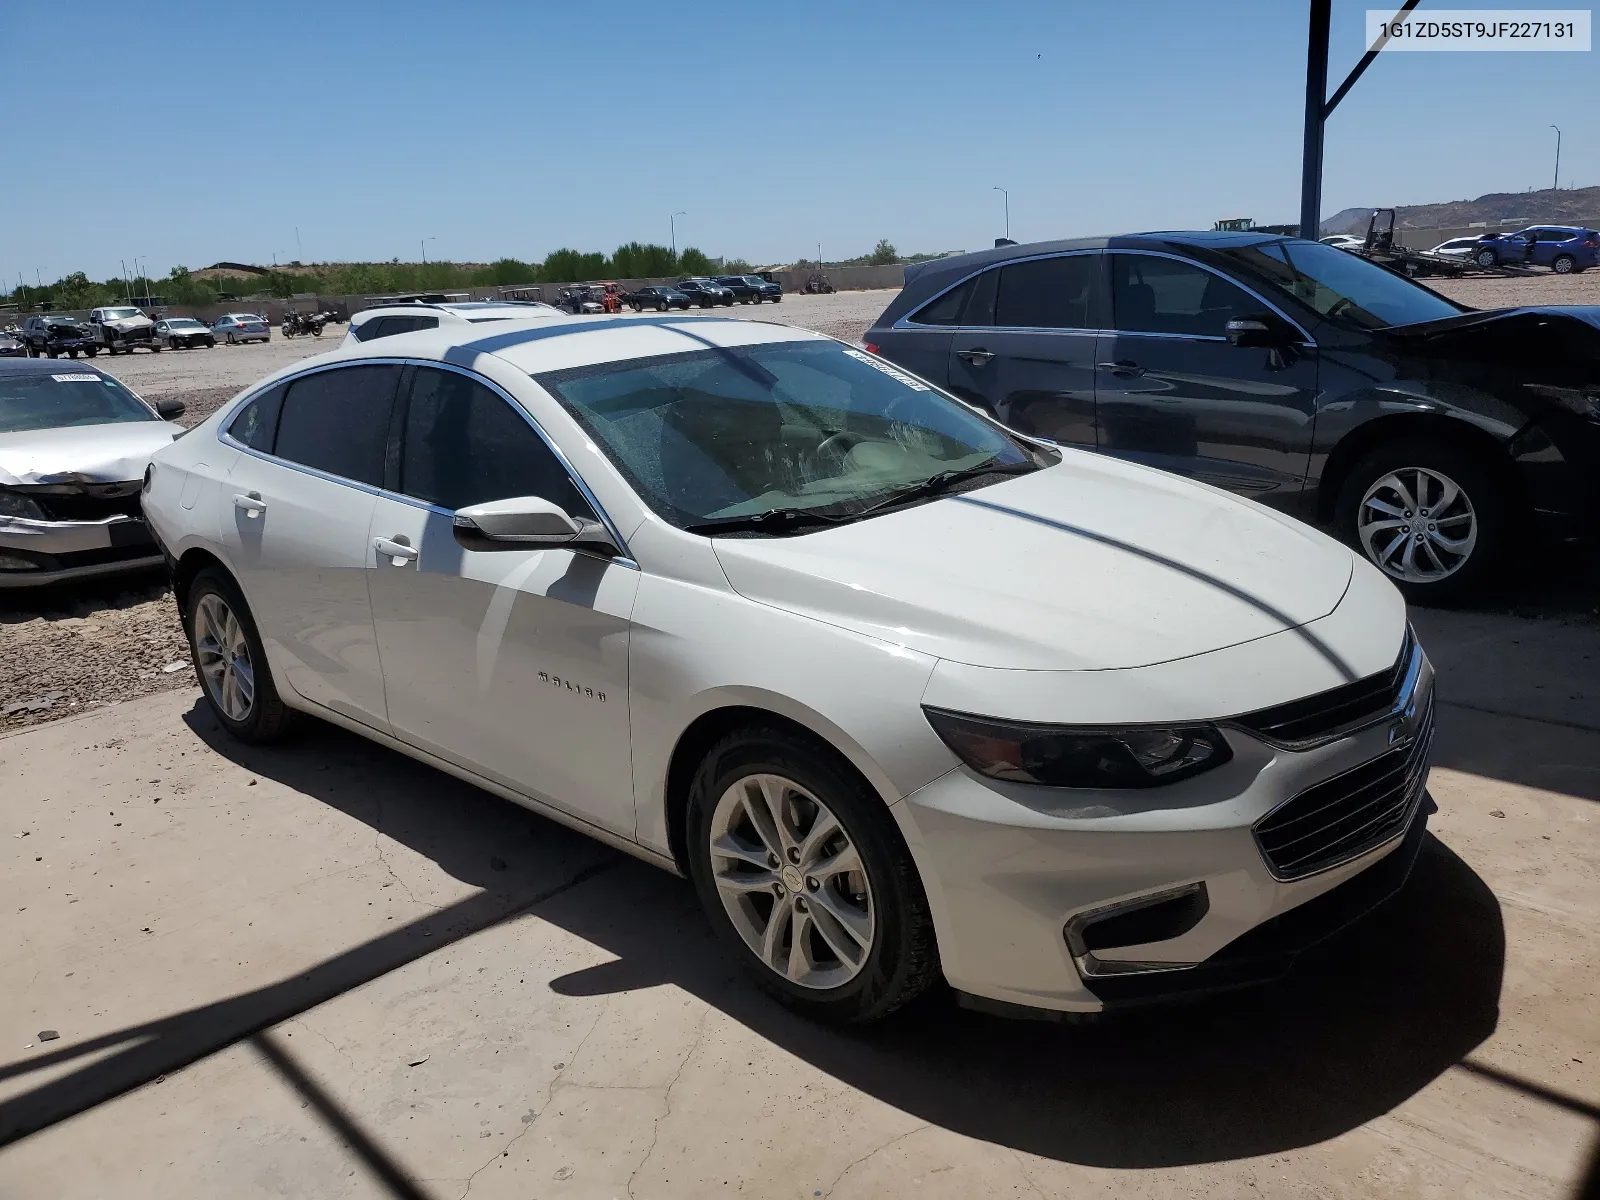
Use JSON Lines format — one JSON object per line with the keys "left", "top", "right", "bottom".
{"left": 215, "top": 356, "right": 638, "bottom": 570}
{"left": 890, "top": 245, "right": 1317, "bottom": 346}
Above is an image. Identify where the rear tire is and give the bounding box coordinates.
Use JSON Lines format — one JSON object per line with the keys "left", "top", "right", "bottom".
{"left": 85, "top": 346, "right": 98, "bottom": 357}
{"left": 1474, "top": 248, "right": 1499, "bottom": 269}
{"left": 1552, "top": 254, "right": 1577, "bottom": 275}
{"left": 1335, "top": 437, "right": 1509, "bottom": 604}
{"left": 185, "top": 568, "right": 295, "bottom": 744}
{"left": 685, "top": 727, "right": 940, "bottom": 1025}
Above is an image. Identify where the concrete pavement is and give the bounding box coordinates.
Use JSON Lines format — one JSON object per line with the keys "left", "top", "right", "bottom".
{"left": 1, "top": 606, "right": 1596, "bottom": 1198}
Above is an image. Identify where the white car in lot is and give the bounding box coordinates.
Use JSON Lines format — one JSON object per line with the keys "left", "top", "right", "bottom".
{"left": 342, "top": 300, "right": 564, "bottom": 347}
{"left": 140, "top": 316, "right": 1435, "bottom": 1024}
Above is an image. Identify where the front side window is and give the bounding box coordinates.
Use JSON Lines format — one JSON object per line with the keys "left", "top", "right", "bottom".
{"left": 272, "top": 365, "right": 401, "bottom": 487}
{"left": 1220, "top": 240, "right": 1463, "bottom": 330}
{"left": 537, "top": 339, "right": 1038, "bottom": 531}
{"left": 399, "top": 368, "right": 592, "bottom": 515}
{"left": 0, "top": 371, "right": 159, "bottom": 433}
{"left": 995, "top": 254, "right": 1096, "bottom": 329}
{"left": 1111, "top": 254, "right": 1258, "bottom": 338}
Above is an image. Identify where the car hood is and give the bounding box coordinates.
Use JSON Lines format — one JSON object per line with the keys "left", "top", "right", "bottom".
{"left": 0, "top": 421, "right": 184, "bottom": 486}
{"left": 104, "top": 315, "right": 155, "bottom": 330}
{"left": 710, "top": 455, "right": 1355, "bottom": 672}
{"left": 1386, "top": 304, "right": 1600, "bottom": 343}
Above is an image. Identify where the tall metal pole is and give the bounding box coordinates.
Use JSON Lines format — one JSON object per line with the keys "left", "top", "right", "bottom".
{"left": 1550, "top": 125, "right": 1561, "bottom": 191}
{"left": 670, "top": 212, "right": 686, "bottom": 258}
{"left": 1299, "top": 0, "right": 1331, "bottom": 240}
{"left": 993, "top": 187, "right": 1009, "bottom": 240}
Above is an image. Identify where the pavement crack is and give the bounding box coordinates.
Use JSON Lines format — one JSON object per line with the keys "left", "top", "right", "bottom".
{"left": 820, "top": 1123, "right": 930, "bottom": 1198}
{"left": 287, "top": 1017, "right": 354, "bottom": 1071}
{"left": 624, "top": 1007, "right": 709, "bottom": 1199}
{"left": 371, "top": 797, "right": 438, "bottom": 911}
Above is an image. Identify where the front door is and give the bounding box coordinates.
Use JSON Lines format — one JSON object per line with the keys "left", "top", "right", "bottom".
{"left": 365, "top": 365, "right": 640, "bottom": 838}
{"left": 219, "top": 364, "right": 402, "bottom": 728}
{"left": 1095, "top": 252, "right": 1318, "bottom": 505}
{"left": 946, "top": 254, "right": 1102, "bottom": 450}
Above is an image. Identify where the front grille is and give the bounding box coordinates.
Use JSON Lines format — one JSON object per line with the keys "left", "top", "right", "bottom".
{"left": 1232, "top": 627, "right": 1414, "bottom": 747}
{"left": 32, "top": 489, "right": 143, "bottom": 522}
{"left": 1253, "top": 697, "right": 1434, "bottom": 881}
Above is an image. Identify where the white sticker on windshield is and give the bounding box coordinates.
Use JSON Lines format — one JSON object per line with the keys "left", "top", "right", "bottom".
{"left": 51, "top": 373, "right": 100, "bottom": 382}
{"left": 842, "top": 348, "right": 930, "bottom": 390}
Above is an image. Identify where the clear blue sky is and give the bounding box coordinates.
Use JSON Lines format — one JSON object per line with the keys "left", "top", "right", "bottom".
{"left": 2, "top": 0, "right": 1594, "bottom": 283}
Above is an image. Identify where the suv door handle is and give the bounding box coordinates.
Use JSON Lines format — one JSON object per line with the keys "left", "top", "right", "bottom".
{"left": 1096, "top": 361, "right": 1147, "bottom": 377}
{"left": 373, "top": 536, "right": 419, "bottom": 564}
{"left": 956, "top": 348, "right": 995, "bottom": 366}
{"left": 232, "top": 492, "right": 266, "bottom": 517}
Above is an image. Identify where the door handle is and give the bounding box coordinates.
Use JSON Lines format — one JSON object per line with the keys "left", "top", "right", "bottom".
{"left": 956, "top": 348, "right": 995, "bottom": 366}
{"left": 1096, "top": 361, "right": 1147, "bottom": 377}
{"left": 373, "top": 536, "right": 418, "bottom": 565}
{"left": 232, "top": 492, "right": 266, "bottom": 517}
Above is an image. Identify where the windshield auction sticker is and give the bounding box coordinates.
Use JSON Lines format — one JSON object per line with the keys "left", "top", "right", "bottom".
{"left": 1366, "top": 10, "right": 1590, "bottom": 49}
{"left": 843, "top": 348, "right": 931, "bottom": 390}
{"left": 51, "top": 374, "right": 101, "bottom": 382}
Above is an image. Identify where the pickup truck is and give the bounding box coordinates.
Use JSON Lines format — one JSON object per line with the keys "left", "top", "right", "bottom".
{"left": 88, "top": 306, "right": 159, "bottom": 354}
{"left": 20, "top": 315, "right": 100, "bottom": 358}
{"left": 713, "top": 274, "right": 783, "bottom": 304}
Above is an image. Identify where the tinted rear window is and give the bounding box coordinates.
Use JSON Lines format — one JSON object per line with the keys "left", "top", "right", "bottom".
{"left": 909, "top": 277, "right": 975, "bottom": 326}
{"left": 272, "top": 365, "right": 400, "bottom": 487}
{"left": 994, "top": 255, "right": 1096, "bottom": 329}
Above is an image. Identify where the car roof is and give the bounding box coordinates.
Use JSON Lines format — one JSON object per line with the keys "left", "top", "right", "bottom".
{"left": 352, "top": 302, "right": 559, "bottom": 322}
{"left": 0, "top": 357, "right": 106, "bottom": 376}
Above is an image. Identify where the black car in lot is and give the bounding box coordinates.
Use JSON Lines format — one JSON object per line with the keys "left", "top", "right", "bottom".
{"left": 864, "top": 231, "right": 1600, "bottom": 601}
{"left": 713, "top": 274, "right": 784, "bottom": 304}
{"left": 628, "top": 285, "right": 692, "bottom": 312}
{"left": 676, "top": 278, "right": 735, "bottom": 308}
{"left": 20, "top": 315, "right": 99, "bottom": 358}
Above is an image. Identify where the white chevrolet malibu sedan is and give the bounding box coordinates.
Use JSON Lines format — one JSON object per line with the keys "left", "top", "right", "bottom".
{"left": 141, "top": 315, "right": 1435, "bottom": 1024}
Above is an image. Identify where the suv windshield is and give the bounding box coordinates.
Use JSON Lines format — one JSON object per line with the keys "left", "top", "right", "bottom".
{"left": 537, "top": 339, "right": 1039, "bottom": 531}
{"left": 0, "top": 371, "right": 158, "bottom": 433}
{"left": 1220, "top": 239, "right": 1464, "bottom": 330}
{"left": 101, "top": 307, "right": 141, "bottom": 320}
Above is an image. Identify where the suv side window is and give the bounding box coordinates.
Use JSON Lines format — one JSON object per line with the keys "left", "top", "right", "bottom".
{"left": 1111, "top": 254, "right": 1257, "bottom": 338}
{"left": 994, "top": 255, "right": 1096, "bottom": 329}
{"left": 227, "top": 382, "right": 287, "bottom": 453}
{"left": 399, "top": 367, "right": 594, "bottom": 516}
{"left": 908, "top": 276, "right": 976, "bottom": 326}
{"left": 272, "top": 365, "right": 402, "bottom": 487}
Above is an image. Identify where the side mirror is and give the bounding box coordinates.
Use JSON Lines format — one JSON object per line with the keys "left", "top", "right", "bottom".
{"left": 1225, "top": 315, "right": 1293, "bottom": 348}
{"left": 155, "top": 397, "right": 186, "bottom": 419}
{"left": 452, "top": 495, "right": 619, "bottom": 556}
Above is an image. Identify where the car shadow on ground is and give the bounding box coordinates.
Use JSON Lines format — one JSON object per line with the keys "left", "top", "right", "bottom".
{"left": 0, "top": 700, "right": 1505, "bottom": 1171}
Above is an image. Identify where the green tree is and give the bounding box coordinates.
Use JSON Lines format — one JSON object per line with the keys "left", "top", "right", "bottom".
{"left": 867, "top": 239, "right": 899, "bottom": 266}
{"left": 722, "top": 258, "right": 753, "bottom": 274}
{"left": 678, "top": 247, "right": 712, "bottom": 275}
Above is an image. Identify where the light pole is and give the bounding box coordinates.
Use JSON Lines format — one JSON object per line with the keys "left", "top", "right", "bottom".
{"left": 992, "top": 187, "right": 1010, "bottom": 240}
{"left": 670, "top": 212, "right": 686, "bottom": 258}
{"left": 817, "top": 241, "right": 823, "bottom": 266}
{"left": 1549, "top": 125, "right": 1561, "bottom": 191}
{"left": 421, "top": 237, "right": 436, "bottom": 265}
{"left": 295, "top": 226, "right": 303, "bottom": 263}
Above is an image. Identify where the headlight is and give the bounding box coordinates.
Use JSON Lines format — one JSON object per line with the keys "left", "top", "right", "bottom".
{"left": 922, "top": 707, "right": 1233, "bottom": 789}
{"left": 0, "top": 489, "right": 49, "bottom": 520}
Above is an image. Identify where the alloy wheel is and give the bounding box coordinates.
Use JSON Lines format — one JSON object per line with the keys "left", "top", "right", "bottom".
{"left": 708, "top": 772, "right": 874, "bottom": 990}
{"left": 194, "top": 593, "right": 256, "bottom": 721}
{"left": 1358, "top": 466, "right": 1477, "bottom": 584}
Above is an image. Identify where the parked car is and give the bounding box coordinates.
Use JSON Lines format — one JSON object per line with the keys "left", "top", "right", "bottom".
{"left": 212, "top": 313, "right": 272, "bottom": 345}
{"left": 1318, "top": 235, "right": 1365, "bottom": 250}
{"left": 555, "top": 286, "right": 606, "bottom": 315}
{"left": 1472, "top": 226, "right": 1600, "bottom": 273}
{"left": 143, "top": 315, "right": 1435, "bottom": 1025}
{"left": 342, "top": 300, "right": 563, "bottom": 347}
{"left": 0, "top": 358, "right": 184, "bottom": 587}
{"left": 628, "top": 285, "right": 692, "bottom": 312}
{"left": 154, "top": 317, "right": 217, "bottom": 350}
{"left": 677, "top": 278, "right": 735, "bottom": 307}
{"left": 89, "top": 306, "right": 158, "bottom": 354}
{"left": 1427, "top": 237, "right": 1482, "bottom": 259}
{"left": 0, "top": 333, "right": 25, "bottom": 358}
{"left": 863, "top": 232, "right": 1600, "bottom": 601}
{"left": 713, "top": 275, "right": 784, "bottom": 304}
{"left": 21, "top": 315, "right": 100, "bottom": 358}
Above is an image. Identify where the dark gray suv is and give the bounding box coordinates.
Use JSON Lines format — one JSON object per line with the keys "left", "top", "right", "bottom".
{"left": 863, "top": 232, "right": 1600, "bottom": 602}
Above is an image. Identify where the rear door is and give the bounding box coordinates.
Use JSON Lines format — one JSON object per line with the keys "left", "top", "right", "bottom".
{"left": 365, "top": 365, "right": 640, "bottom": 838}
{"left": 219, "top": 363, "right": 403, "bottom": 729}
{"left": 1096, "top": 251, "right": 1317, "bottom": 505}
{"left": 946, "top": 253, "right": 1103, "bottom": 450}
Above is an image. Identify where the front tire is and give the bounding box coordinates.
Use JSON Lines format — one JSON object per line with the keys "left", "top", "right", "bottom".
{"left": 185, "top": 568, "right": 295, "bottom": 743}
{"left": 686, "top": 727, "right": 939, "bottom": 1025}
{"left": 1336, "top": 438, "right": 1509, "bottom": 603}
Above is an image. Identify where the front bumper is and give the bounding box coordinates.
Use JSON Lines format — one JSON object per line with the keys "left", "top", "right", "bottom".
{"left": 892, "top": 651, "right": 1436, "bottom": 1014}
{"left": 0, "top": 514, "right": 160, "bottom": 587}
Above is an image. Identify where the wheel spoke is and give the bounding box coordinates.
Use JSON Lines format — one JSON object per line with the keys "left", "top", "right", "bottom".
{"left": 1385, "top": 473, "right": 1418, "bottom": 514}
{"left": 809, "top": 841, "right": 863, "bottom": 883}
{"left": 713, "top": 865, "right": 780, "bottom": 894}
{"left": 761, "top": 894, "right": 794, "bottom": 970}
{"left": 1363, "top": 496, "right": 1405, "bottom": 518}
{"left": 1375, "top": 530, "right": 1407, "bottom": 565}
{"left": 1417, "top": 538, "right": 1447, "bottom": 574}
{"left": 1362, "top": 517, "right": 1406, "bottom": 534}
{"left": 233, "top": 658, "right": 255, "bottom": 706}
{"left": 795, "top": 809, "right": 841, "bottom": 870}
{"left": 711, "top": 832, "right": 771, "bottom": 870}
{"left": 739, "top": 788, "right": 785, "bottom": 861}
{"left": 1400, "top": 535, "right": 1421, "bottom": 577}
{"left": 810, "top": 890, "right": 872, "bottom": 958}
{"left": 1430, "top": 475, "right": 1459, "bottom": 513}
{"left": 1428, "top": 527, "right": 1473, "bottom": 553}
{"left": 787, "top": 910, "right": 819, "bottom": 980}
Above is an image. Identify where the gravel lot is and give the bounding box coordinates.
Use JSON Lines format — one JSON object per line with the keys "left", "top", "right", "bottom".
{"left": 0, "top": 292, "right": 899, "bottom": 728}
{"left": 4, "top": 272, "right": 1595, "bottom": 729}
